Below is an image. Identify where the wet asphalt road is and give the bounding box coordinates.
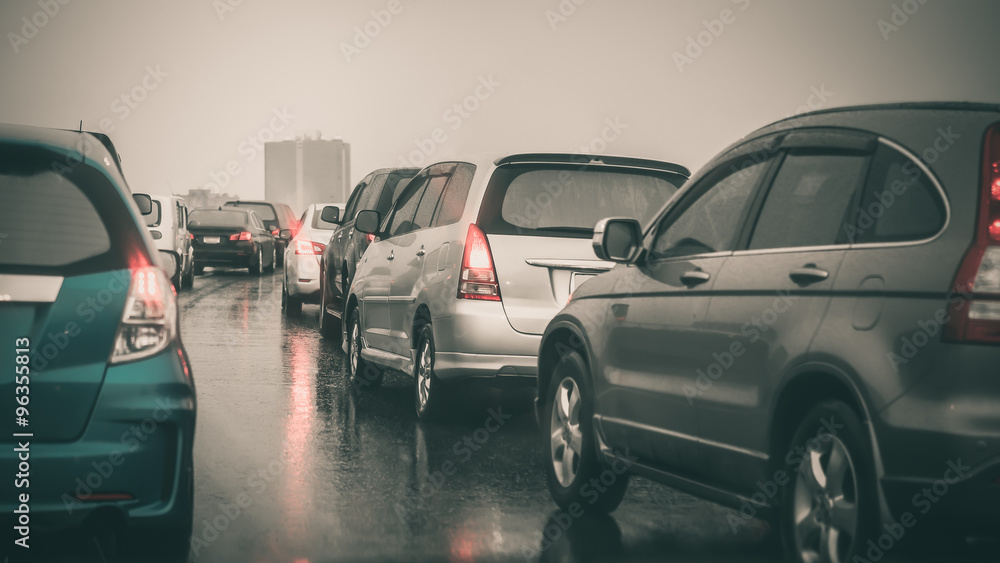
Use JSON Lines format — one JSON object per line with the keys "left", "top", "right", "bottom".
{"left": 23, "top": 268, "right": 996, "bottom": 562}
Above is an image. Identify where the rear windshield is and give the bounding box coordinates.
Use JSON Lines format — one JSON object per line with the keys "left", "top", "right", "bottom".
{"left": 225, "top": 202, "right": 276, "bottom": 221}
{"left": 189, "top": 210, "right": 248, "bottom": 228}
{"left": 478, "top": 164, "right": 684, "bottom": 238}
{"left": 145, "top": 200, "right": 162, "bottom": 227}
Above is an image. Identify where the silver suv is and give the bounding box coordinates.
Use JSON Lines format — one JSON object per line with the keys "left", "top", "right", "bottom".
{"left": 343, "top": 154, "right": 689, "bottom": 419}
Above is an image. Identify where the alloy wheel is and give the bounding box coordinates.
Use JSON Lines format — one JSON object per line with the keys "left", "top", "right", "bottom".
{"left": 792, "top": 435, "right": 860, "bottom": 563}
{"left": 417, "top": 339, "right": 432, "bottom": 410}
{"left": 550, "top": 376, "right": 583, "bottom": 488}
{"left": 350, "top": 317, "right": 360, "bottom": 376}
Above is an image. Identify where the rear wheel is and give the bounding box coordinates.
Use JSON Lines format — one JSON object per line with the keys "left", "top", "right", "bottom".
{"left": 414, "top": 325, "right": 448, "bottom": 421}
{"left": 249, "top": 247, "right": 262, "bottom": 275}
{"left": 544, "top": 350, "right": 628, "bottom": 513}
{"left": 282, "top": 276, "right": 301, "bottom": 315}
{"left": 348, "top": 309, "right": 382, "bottom": 388}
{"left": 194, "top": 264, "right": 205, "bottom": 276}
{"left": 780, "top": 400, "right": 877, "bottom": 563}
{"left": 265, "top": 244, "right": 276, "bottom": 273}
{"left": 276, "top": 245, "right": 284, "bottom": 267}
{"left": 181, "top": 257, "right": 194, "bottom": 288}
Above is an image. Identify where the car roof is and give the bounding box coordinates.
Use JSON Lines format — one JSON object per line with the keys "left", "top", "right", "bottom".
{"left": 0, "top": 123, "right": 124, "bottom": 178}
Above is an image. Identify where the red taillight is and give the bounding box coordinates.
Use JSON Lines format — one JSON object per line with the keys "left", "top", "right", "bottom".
{"left": 111, "top": 266, "right": 177, "bottom": 363}
{"left": 188, "top": 233, "right": 194, "bottom": 240}
{"left": 272, "top": 229, "right": 280, "bottom": 237}
{"left": 230, "top": 231, "right": 252, "bottom": 241}
{"left": 458, "top": 224, "right": 501, "bottom": 301}
{"left": 295, "top": 240, "right": 326, "bottom": 255}
{"left": 944, "top": 123, "right": 1000, "bottom": 344}
{"left": 366, "top": 233, "right": 375, "bottom": 244}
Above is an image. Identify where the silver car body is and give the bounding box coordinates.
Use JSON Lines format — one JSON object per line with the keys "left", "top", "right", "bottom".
{"left": 145, "top": 194, "right": 193, "bottom": 286}
{"left": 285, "top": 203, "right": 344, "bottom": 301}
{"left": 344, "top": 154, "right": 689, "bottom": 382}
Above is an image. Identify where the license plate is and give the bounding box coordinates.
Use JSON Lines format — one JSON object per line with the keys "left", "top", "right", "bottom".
{"left": 203, "top": 236, "right": 220, "bottom": 244}
{"left": 570, "top": 272, "right": 597, "bottom": 293}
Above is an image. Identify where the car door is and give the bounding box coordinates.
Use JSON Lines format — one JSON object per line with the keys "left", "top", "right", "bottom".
{"left": 384, "top": 164, "right": 459, "bottom": 351}
{"left": 250, "top": 212, "right": 273, "bottom": 259}
{"left": 595, "top": 152, "right": 774, "bottom": 476}
{"left": 695, "top": 129, "right": 876, "bottom": 492}
{"left": 362, "top": 175, "right": 428, "bottom": 355}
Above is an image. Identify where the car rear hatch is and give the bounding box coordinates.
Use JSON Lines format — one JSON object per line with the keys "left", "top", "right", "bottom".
{"left": 0, "top": 140, "right": 152, "bottom": 442}
{"left": 476, "top": 156, "right": 689, "bottom": 335}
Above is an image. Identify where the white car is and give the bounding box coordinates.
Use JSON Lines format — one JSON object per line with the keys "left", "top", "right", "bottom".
{"left": 143, "top": 194, "right": 194, "bottom": 289}
{"left": 281, "top": 202, "right": 344, "bottom": 314}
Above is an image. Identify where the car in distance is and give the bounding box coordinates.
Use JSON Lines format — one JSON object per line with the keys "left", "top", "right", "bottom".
{"left": 189, "top": 207, "right": 277, "bottom": 275}
{"left": 535, "top": 103, "right": 1000, "bottom": 563}
{"left": 319, "top": 167, "right": 419, "bottom": 337}
{"left": 223, "top": 200, "right": 298, "bottom": 263}
{"left": 142, "top": 194, "right": 194, "bottom": 290}
{"left": 345, "top": 154, "right": 689, "bottom": 420}
{"left": 281, "top": 202, "right": 344, "bottom": 314}
{"left": 0, "top": 124, "right": 196, "bottom": 558}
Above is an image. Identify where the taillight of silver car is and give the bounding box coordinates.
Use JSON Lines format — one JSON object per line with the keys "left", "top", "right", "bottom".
{"left": 111, "top": 266, "right": 178, "bottom": 362}
{"left": 945, "top": 122, "right": 1000, "bottom": 344}
{"left": 458, "top": 224, "right": 501, "bottom": 301}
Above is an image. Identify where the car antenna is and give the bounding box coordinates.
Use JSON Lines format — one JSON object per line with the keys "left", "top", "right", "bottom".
{"left": 78, "top": 120, "right": 82, "bottom": 132}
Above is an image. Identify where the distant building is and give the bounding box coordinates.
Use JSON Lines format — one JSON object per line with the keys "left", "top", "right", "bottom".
{"left": 265, "top": 135, "right": 351, "bottom": 215}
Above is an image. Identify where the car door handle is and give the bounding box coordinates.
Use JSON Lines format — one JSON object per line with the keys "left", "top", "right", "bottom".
{"left": 789, "top": 265, "right": 829, "bottom": 286}
{"left": 680, "top": 270, "right": 711, "bottom": 287}
{"left": 348, "top": 228, "right": 354, "bottom": 237}
{"left": 387, "top": 251, "right": 394, "bottom": 261}
{"left": 416, "top": 246, "right": 425, "bottom": 257}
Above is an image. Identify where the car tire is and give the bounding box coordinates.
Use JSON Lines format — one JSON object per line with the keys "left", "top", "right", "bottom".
{"left": 276, "top": 245, "right": 284, "bottom": 267}
{"left": 282, "top": 276, "right": 301, "bottom": 315}
{"left": 181, "top": 259, "right": 194, "bottom": 289}
{"left": 265, "top": 245, "right": 276, "bottom": 273}
{"left": 348, "top": 308, "right": 382, "bottom": 389}
{"left": 249, "top": 247, "right": 263, "bottom": 275}
{"left": 319, "top": 283, "right": 341, "bottom": 340}
{"left": 414, "top": 324, "right": 448, "bottom": 421}
{"left": 544, "top": 350, "right": 628, "bottom": 514}
{"left": 194, "top": 264, "right": 205, "bottom": 276}
{"left": 779, "top": 400, "right": 878, "bottom": 563}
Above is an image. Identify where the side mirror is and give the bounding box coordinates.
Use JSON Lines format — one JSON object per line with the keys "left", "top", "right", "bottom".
{"left": 133, "top": 193, "right": 152, "bottom": 215}
{"left": 320, "top": 205, "right": 341, "bottom": 224}
{"left": 593, "top": 217, "right": 641, "bottom": 263}
{"left": 355, "top": 209, "right": 380, "bottom": 235}
{"left": 278, "top": 229, "right": 293, "bottom": 241}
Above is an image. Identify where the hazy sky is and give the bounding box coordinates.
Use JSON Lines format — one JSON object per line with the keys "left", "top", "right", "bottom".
{"left": 2, "top": 0, "right": 999, "bottom": 200}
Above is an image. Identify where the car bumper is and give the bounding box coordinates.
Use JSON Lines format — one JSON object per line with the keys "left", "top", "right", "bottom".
{"left": 1, "top": 344, "right": 196, "bottom": 532}
{"left": 285, "top": 253, "right": 321, "bottom": 301}
{"left": 193, "top": 247, "right": 252, "bottom": 268}
{"left": 432, "top": 300, "right": 540, "bottom": 381}
{"left": 875, "top": 344, "right": 1000, "bottom": 533}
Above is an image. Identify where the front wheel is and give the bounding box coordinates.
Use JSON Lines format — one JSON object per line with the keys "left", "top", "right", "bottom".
{"left": 544, "top": 350, "right": 628, "bottom": 513}
{"left": 265, "top": 244, "right": 276, "bottom": 273}
{"left": 780, "top": 400, "right": 878, "bottom": 563}
{"left": 414, "top": 324, "right": 448, "bottom": 421}
{"left": 319, "top": 282, "right": 341, "bottom": 339}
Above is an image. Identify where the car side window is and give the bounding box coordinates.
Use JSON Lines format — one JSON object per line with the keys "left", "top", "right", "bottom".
{"left": 748, "top": 152, "right": 868, "bottom": 250}
{"left": 411, "top": 175, "right": 450, "bottom": 231}
{"left": 343, "top": 177, "right": 369, "bottom": 221}
{"left": 387, "top": 176, "right": 430, "bottom": 237}
{"left": 652, "top": 160, "right": 769, "bottom": 259}
{"left": 358, "top": 174, "right": 388, "bottom": 213}
{"left": 432, "top": 163, "right": 476, "bottom": 227}
{"left": 846, "top": 144, "right": 946, "bottom": 244}
{"left": 176, "top": 203, "right": 184, "bottom": 229}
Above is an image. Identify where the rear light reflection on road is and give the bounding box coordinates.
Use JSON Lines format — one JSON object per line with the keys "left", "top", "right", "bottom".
{"left": 282, "top": 334, "right": 316, "bottom": 551}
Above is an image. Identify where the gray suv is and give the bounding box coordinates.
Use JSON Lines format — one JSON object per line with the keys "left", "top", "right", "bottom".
{"left": 345, "top": 154, "right": 689, "bottom": 420}
{"left": 536, "top": 103, "right": 1000, "bottom": 563}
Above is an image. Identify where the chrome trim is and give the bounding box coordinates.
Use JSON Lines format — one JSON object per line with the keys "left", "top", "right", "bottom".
{"left": 0, "top": 275, "right": 63, "bottom": 303}
{"left": 648, "top": 250, "right": 732, "bottom": 262}
{"left": 525, "top": 258, "right": 616, "bottom": 271}
{"left": 731, "top": 245, "right": 848, "bottom": 257}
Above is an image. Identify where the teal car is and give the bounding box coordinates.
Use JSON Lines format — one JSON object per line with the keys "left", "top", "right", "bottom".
{"left": 0, "top": 124, "right": 195, "bottom": 558}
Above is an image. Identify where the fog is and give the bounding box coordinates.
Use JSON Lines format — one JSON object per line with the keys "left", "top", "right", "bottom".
{"left": 2, "top": 0, "right": 998, "bottom": 198}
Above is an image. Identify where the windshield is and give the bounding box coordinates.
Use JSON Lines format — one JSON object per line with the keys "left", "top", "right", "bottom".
{"left": 189, "top": 210, "right": 248, "bottom": 228}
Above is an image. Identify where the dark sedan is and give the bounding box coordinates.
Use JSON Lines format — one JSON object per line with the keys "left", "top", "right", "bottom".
{"left": 189, "top": 208, "right": 276, "bottom": 275}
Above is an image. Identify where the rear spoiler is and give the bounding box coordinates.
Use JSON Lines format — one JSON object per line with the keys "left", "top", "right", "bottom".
{"left": 58, "top": 129, "right": 125, "bottom": 176}
{"left": 494, "top": 153, "right": 690, "bottom": 177}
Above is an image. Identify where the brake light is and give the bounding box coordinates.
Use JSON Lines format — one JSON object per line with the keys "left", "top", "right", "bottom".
{"left": 272, "top": 229, "right": 280, "bottom": 237}
{"left": 295, "top": 240, "right": 326, "bottom": 255}
{"left": 111, "top": 266, "right": 177, "bottom": 363}
{"left": 458, "top": 224, "right": 501, "bottom": 301}
{"left": 944, "top": 123, "right": 1000, "bottom": 344}
{"left": 229, "top": 232, "right": 252, "bottom": 241}
{"left": 188, "top": 233, "right": 194, "bottom": 240}
{"left": 366, "top": 233, "right": 375, "bottom": 244}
